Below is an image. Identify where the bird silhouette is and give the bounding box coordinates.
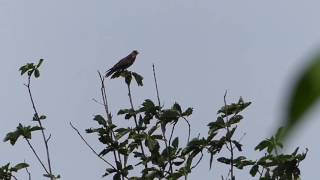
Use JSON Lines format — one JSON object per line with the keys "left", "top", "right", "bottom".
{"left": 105, "top": 50, "right": 139, "bottom": 77}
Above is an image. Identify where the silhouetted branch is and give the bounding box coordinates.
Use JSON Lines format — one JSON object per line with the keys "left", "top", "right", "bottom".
{"left": 69, "top": 122, "right": 117, "bottom": 170}
{"left": 25, "top": 75, "right": 53, "bottom": 179}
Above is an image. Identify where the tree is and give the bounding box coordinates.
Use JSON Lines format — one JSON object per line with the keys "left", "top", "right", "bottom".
{"left": 2, "top": 60, "right": 307, "bottom": 180}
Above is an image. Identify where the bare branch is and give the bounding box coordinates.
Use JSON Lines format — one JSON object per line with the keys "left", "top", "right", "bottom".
{"left": 69, "top": 122, "right": 117, "bottom": 169}
{"left": 152, "top": 64, "right": 161, "bottom": 107}
{"left": 25, "top": 75, "right": 53, "bottom": 179}
{"left": 24, "top": 138, "right": 50, "bottom": 175}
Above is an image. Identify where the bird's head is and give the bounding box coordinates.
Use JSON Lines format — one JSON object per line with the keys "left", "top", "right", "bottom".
{"left": 132, "top": 50, "right": 139, "bottom": 56}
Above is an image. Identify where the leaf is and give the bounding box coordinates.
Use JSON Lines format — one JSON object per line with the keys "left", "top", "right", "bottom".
{"left": 217, "top": 157, "right": 231, "bottom": 164}
{"left": 284, "top": 54, "right": 320, "bottom": 139}
{"left": 172, "top": 137, "right": 179, "bottom": 148}
{"left": 11, "top": 163, "right": 29, "bottom": 172}
{"left": 182, "top": 107, "right": 193, "bottom": 116}
{"left": 37, "top": 59, "right": 44, "bottom": 68}
{"left": 93, "top": 115, "right": 107, "bottom": 126}
{"left": 39, "top": 115, "right": 47, "bottom": 120}
{"left": 117, "top": 109, "right": 126, "bottom": 115}
{"left": 255, "top": 139, "right": 271, "bottom": 152}
{"left": 172, "top": 102, "right": 182, "bottom": 113}
{"left": 34, "top": 69, "right": 40, "bottom": 78}
{"left": 148, "top": 125, "right": 158, "bottom": 135}
{"left": 3, "top": 131, "right": 20, "bottom": 145}
{"left": 125, "top": 73, "right": 132, "bottom": 86}
{"left": 232, "top": 140, "right": 242, "bottom": 151}
{"left": 250, "top": 164, "right": 259, "bottom": 176}
{"left": 19, "top": 63, "right": 34, "bottom": 75}
{"left": 30, "top": 126, "right": 43, "bottom": 132}
{"left": 132, "top": 72, "right": 143, "bottom": 86}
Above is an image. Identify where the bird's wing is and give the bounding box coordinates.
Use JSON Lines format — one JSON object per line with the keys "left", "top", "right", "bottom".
{"left": 111, "top": 55, "right": 132, "bottom": 70}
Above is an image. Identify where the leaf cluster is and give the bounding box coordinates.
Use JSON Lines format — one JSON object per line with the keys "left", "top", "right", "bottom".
{"left": 0, "top": 163, "right": 29, "bottom": 180}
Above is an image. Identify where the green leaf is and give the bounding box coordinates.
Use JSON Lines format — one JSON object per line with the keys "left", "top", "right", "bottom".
{"left": 117, "top": 109, "right": 129, "bottom": 115}
{"left": 34, "top": 69, "right": 40, "bottom": 78}
{"left": 148, "top": 125, "right": 158, "bottom": 135}
{"left": 232, "top": 140, "right": 242, "bottom": 151}
{"left": 37, "top": 59, "right": 44, "bottom": 68}
{"left": 255, "top": 139, "right": 271, "bottom": 152}
{"left": 284, "top": 54, "right": 320, "bottom": 139}
{"left": 39, "top": 115, "right": 47, "bottom": 120}
{"left": 3, "top": 131, "right": 20, "bottom": 145}
{"left": 30, "top": 126, "right": 43, "bottom": 132}
{"left": 19, "top": 63, "right": 34, "bottom": 75}
{"left": 172, "top": 102, "right": 182, "bottom": 113}
{"left": 93, "top": 115, "right": 107, "bottom": 126}
{"left": 182, "top": 107, "right": 193, "bottom": 116}
{"left": 11, "top": 163, "right": 29, "bottom": 172}
{"left": 172, "top": 137, "right": 179, "bottom": 148}
{"left": 217, "top": 157, "right": 231, "bottom": 164}
{"left": 132, "top": 72, "right": 143, "bottom": 86}
{"left": 125, "top": 73, "right": 132, "bottom": 86}
{"left": 250, "top": 164, "right": 259, "bottom": 176}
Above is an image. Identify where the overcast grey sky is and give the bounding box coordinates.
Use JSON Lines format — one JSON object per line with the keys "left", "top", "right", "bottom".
{"left": 1, "top": 1, "right": 319, "bottom": 179}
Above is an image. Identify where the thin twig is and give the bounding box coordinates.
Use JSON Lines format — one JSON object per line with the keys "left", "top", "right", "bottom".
{"left": 191, "top": 151, "right": 204, "bottom": 169}
{"left": 24, "top": 138, "right": 50, "bottom": 175}
{"left": 152, "top": 64, "right": 161, "bottom": 107}
{"left": 25, "top": 76, "right": 53, "bottom": 179}
{"left": 98, "top": 72, "right": 123, "bottom": 168}
{"left": 92, "top": 98, "right": 104, "bottom": 106}
{"left": 25, "top": 164, "right": 31, "bottom": 180}
{"left": 24, "top": 160, "right": 31, "bottom": 180}
{"left": 152, "top": 64, "right": 173, "bottom": 174}
{"left": 182, "top": 117, "right": 191, "bottom": 143}
{"left": 69, "top": 122, "right": 117, "bottom": 169}
{"left": 126, "top": 83, "right": 147, "bottom": 168}
{"left": 169, "top": 122, "right": 177, "bottom": 146}
{"left": 223, "top": 90, "right": 235, "bottom": 180}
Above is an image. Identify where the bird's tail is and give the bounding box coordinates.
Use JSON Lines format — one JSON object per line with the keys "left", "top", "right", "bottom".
{"left": 105, "top": 69, "right": 113, "bottom": 77}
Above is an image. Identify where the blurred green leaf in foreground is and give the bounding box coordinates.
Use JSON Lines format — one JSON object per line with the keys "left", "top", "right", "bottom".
{"left": 284, "top": 52, "right": 320, "bottom": 139}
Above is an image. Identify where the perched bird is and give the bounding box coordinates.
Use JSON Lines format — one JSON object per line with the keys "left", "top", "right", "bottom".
{"left": 105, "top": 50, "right": 139, "bottom": 77}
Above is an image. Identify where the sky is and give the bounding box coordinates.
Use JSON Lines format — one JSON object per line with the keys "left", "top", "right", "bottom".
{"left": 1, "top": 1, "right": 320, "bottom": 179}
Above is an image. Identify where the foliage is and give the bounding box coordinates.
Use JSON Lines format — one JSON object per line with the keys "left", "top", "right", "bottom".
{"left": 0, "top": 163, "right": 29, "bottom": 180}
{"left": 284, "top": 53, "right": 320, "bottom": 139}
{"left": 3, "top": 59, "right": 60, "bottom": 180}
{"left": 1, "top": 61, "right": 308, "bottom": 180}
{"left": 84, "top": 69, "right": 307, "bottom": 180}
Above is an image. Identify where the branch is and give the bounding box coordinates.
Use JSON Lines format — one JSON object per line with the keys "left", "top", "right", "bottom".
{"left": 25, "top": 162, "right": 31, "bottom": 180}
{"left": 25, "top": 75, "right": 53, "bottom": 179}
{"left": 97, "top": 72, "right": 123, "bottom": 168}
{"left": 24, "top": 138, "right": 50, "bottom": 175}
{"left": 182, "top": 117, "right": 191, "bottom": 143}
{"left": 191, "top": 151, "right": 204, "bottom": 170}
{"left": 69, "top": 122, "right": 117, "bottom": 170}
{"left": 223, "top": 90, "right": 235, "bottom": 180}
{"left": 126, "top": 84, "right": 148, "bottom": 168}
{"left": 152, "top": 64, "right": 161, "bottom": 107}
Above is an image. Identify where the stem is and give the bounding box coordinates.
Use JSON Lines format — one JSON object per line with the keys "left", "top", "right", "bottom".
{"left": 98, "top": 72, "right": 123, "bottom": 167}
{"left": 24, "top": 160, "right": 31, "bottom": 180}
{"left": 152, "top": 65, "right": 173, "bottom": 174}
{"left": 26, "top": 76, "right": 53, "bottom": 179}
{"left": 182, "top": 117, "right": 191, "bottom": 143}
{"left": 169, "top": 122, "right": 177, "bottom": 146}
{"left": 223, "top": 91, "right": 234, "bottom": 180}
{"left": 69, "top": 122, "right": 117, "bottom": 170}
{"left": 24, "top": 138, "right": 50, "bottom": 175}
{"left": 152, "top": 64, "right": 161, "bottom": 107}
{"left": 126, "top": 83, "right": 148, "bottom": 168}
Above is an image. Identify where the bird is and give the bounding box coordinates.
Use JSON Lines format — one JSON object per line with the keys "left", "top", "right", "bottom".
{"left": 105, "top": 50, "right": 139, "bottom": 77}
